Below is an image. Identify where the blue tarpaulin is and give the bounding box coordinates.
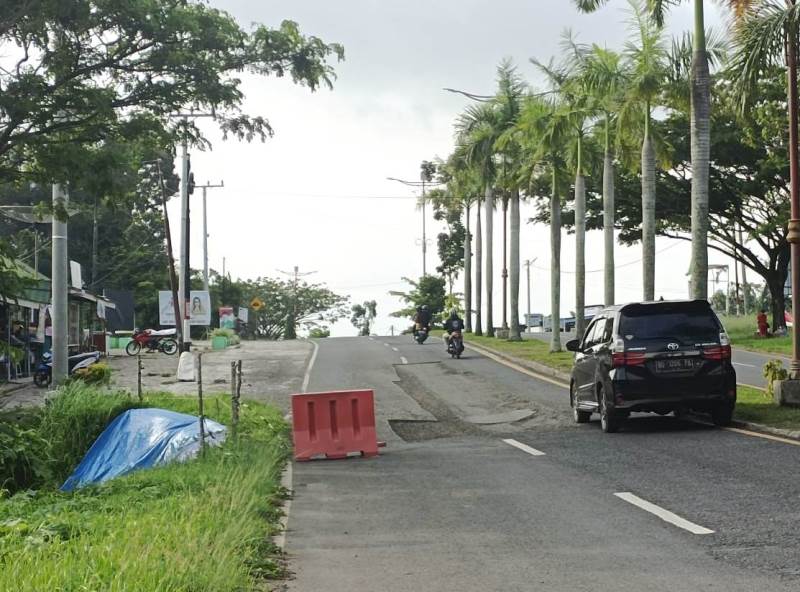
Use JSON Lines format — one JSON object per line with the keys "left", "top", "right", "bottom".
{"left": 61, "top": 408, "right": 226, "bottom": 491}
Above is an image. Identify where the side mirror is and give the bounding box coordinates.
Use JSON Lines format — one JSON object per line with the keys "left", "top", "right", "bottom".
{"left": 566, "top": 339, "right": 580, "bottom": 352}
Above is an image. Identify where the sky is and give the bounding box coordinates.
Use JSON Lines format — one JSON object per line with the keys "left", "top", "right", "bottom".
{"left": 176, "top": 0, "right": 730, "bottom": 337}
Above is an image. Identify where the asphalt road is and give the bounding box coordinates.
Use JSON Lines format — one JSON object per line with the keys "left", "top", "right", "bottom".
{"left": 286, "top": 335, "right": 800, "bottom": 591}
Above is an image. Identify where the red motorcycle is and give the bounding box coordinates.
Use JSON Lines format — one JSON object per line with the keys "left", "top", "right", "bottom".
{"left": 125, "top": 328, "right": 178, "bottom": 356}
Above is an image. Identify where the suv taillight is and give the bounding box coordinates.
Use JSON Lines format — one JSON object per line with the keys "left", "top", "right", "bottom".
{"left": 703, "top": 332, "right": 732, "bottom": 360}
{"left": 612, "top": 351, "right": 647, "bottom": 368}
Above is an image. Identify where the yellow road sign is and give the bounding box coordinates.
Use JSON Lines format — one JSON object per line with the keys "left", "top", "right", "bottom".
{"left": 250, "top": 297, "right": 264, "bottom": 311}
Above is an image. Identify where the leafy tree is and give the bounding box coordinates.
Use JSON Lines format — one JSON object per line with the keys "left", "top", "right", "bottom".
{"left": 351, "top": 300, "right": 377, "bottom": 336}
{"left": 390, "top": 275, "right": 447, "bottom": 324}
{"left": 240, "top": 277, "right": 348, "bottom": 340}
{"left": 426, "top": 187, "right": 466, "bottom": 296}
{"left": 0, "top": 1, "right": 344, "bottom": 182}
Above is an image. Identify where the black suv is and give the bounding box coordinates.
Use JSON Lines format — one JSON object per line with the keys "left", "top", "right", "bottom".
{"left": 566, "top": 300, "right": 736, "bottom": 433}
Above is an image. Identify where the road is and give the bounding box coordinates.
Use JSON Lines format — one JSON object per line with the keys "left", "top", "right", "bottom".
{"left": 285, "top": 335, "right": 800, "bottom": 591}
{"left": 524, "top": 330, "right": 776, "bottom": 389}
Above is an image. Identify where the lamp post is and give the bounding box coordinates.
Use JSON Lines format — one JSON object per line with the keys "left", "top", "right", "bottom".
{"left": 387, "top": 170, "right": 442, "bottom": 276}
{"left": 524, "top": 258, "right": 537, "bottom": 323}
{"left": 198, "top": 181, "right": 224, "bottom": 293}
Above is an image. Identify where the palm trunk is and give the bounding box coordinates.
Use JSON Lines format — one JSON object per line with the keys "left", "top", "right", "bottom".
{"left": 603, "top": 116, "right": 615, "bottom": 306}
{"left": 464, "top": 202, "right": 472, "bottom": 332}
{"left": 550, "top": 164, "right": 562, "bottom": 353}
{"left": 642, "top": 111, "right": 656, "bottom": 301}
{"left": 502, "top": 196, "right": 509, "bottom": 330}
{"left": 509, "top": 188, "right": 521, "bottom": 341}
{"left": 689, "top": 0, "right": 710, "bottom": 300}
{"left": 574, "top": 135, "right": 586, "bottom": 337}
{"left": 475, "top": 196, "right": 483, "bottom": 336}
{"left": 485, "top": 184, "right": 495, "bottom": 337}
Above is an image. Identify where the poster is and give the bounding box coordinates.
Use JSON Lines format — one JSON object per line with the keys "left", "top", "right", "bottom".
{"left": 237, "top": 307, "right": 248, "bottom": 323}
{"left": 159, "top": 290, "right": 211, "bottom": 326}
{"left": 219, "top": 306, "right": 235, "bottom": 329}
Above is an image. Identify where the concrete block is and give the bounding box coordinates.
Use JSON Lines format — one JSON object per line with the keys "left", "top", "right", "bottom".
{"left": 177, "top": 351, "right": 196, "bottom": 382}
{"left": 774, "top": 379, "right": 800, "bottom": 407}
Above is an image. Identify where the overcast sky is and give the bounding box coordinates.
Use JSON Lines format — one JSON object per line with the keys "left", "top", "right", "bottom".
{"left": 178, "top": 0, "right": 729, "bottom": 336}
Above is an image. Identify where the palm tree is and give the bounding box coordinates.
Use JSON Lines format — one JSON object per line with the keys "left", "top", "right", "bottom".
{"left": 533, "top": 38, "right": 594, "bottom": 337}
{"left": 582, "top": 45, "right": 626, "bottom": 306}
{"left": 517, "top": 96, "right": 570, "bottom": 352}
{"left": 493, "top": 61, "right": 527, "bottom": 341}
{"left": 620, "top": 0, "right": 669, "bottom": 301}
{"left": 574, "top": 0, "right": 753, "bottom": 300}
{"left": 455, "top": 102, "right": 499, "bottom": 336}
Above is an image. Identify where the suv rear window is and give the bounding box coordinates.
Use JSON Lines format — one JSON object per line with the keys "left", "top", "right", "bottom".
{"left": 618, "top": 303, "right": 721, "bottom": 342}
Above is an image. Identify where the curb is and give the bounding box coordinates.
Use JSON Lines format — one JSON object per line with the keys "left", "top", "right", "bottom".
{"left": 463, "top": 340, "right": 571, "bottom": 384}
{"left": 730, "top": 419, "right": 800, "bottom": 442}
{"left": 0, "top": 382, "right": 30, "bottom": 398}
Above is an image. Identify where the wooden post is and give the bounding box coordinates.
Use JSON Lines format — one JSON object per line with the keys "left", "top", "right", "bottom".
{"left": 197, "top": 352, "right": 206, "bottom": 454}
{"left": 230, "top": 361, "right": 239, "bottom": 430}
{"left": 236, "top": 359, "right": 243, "bottom": 399}
{"left": 136, "top": 354, "right": 143, "bottom": 402}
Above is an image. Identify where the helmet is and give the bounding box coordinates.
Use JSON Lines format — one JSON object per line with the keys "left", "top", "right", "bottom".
{"left": 450, "top": 309, "right": 458, "bottom": 317}
{"left": 422, "top": 305, "right": 429, "bottom": 311}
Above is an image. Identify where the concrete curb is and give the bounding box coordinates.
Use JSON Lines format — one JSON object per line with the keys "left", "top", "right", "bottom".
{"left": 730, "top": 419, "right": 800, "bottom": 442}
{"left": 464, "top": 340, "right": 571, "bottom": 385}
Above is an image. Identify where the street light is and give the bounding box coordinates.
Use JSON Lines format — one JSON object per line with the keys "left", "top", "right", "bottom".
{"left": 524, "top": 258, "right": 537, "bottom": 324}
{"left": 387, "top": 172, "right": 443, "bottom": 276}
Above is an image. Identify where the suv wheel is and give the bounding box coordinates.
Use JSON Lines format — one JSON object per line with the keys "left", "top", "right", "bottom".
{"left": 571, "top": 384, "right": 591, "bottom": 424}
{"left": 599, "top": 388, "right": 621, "bottom": 433}
{"left": 711, "top": 403, "right": 734, "bottom": 427}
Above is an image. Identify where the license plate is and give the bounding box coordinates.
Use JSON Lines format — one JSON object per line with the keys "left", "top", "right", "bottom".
{"left": 654, "top": 358, "right": 698, "bottom": 373}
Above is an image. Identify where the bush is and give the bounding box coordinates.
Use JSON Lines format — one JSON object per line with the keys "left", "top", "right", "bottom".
{"left": 211, "top": 328, "right": 235, "bottom": 339}
{"left": 0, "top": 424, "right": 51, "bottom": 495}
{"left": 309, "top": 327, "right": 330, "bottom": 338}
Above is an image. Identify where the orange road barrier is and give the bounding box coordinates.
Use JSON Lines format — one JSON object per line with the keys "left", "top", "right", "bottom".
{"left": 291, "top": 389, "right": 380, "bottom": 461}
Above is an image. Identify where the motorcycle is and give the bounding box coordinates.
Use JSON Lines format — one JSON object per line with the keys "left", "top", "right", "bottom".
{"left": 126, "top": 328, "right": 178, "bottom": 356}
{"left": 33, "top": 350, "right": 101, "bottom": 388}
{"left": 447, "top": 330, "right": 465, "bottom": 359}
{"left": 414, "top": 323, "right": 429, "bottom": 344}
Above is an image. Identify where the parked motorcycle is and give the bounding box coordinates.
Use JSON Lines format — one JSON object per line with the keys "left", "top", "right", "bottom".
{"left": 414, "top": 323, "right": 429, "bottom": 345}
{"left": 33, "top": 351, "right": 101, "bottom": 388}
{"left": 125, "top": 328, "right": 178, "bottom": 356}
{"left": 447, "top": 330, "right": 465, "bottom": 359}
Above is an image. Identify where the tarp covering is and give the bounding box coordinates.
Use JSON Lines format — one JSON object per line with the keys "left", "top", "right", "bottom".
{"left": 61, "top": 408, "right": 226, "bottom": 491}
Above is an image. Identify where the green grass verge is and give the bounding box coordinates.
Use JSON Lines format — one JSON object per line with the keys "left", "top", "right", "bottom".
{"left": 461, "top": 333, "right": 574, "bottom": 374}
{"left": 0, "top": 388, "right": 290, "bottom": 591}
{"left": 735, "top": 385, "right": 800, "bottom": 430}
{"left": 721, "top": 315, "right": 792, "bottom": 356}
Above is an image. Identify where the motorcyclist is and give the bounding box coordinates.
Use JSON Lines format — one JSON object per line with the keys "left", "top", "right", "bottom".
{"left": 444, "top": 309, "right": 464, "bottom": 347}
{"left": 414, "top": 305, "right": 432, "bottom": 336}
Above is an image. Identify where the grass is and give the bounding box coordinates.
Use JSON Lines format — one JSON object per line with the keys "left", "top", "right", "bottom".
{"left": 721, "top": 315, "right": 793, "bottom": 356}
{"left": 0, "top": 386, "right": 290, "bottom": 591}
{"left": 735, "top": 385, "right": 800, "bottom": 430}
{"left": 459, "top": 332, "right": 575, "bottom": 374}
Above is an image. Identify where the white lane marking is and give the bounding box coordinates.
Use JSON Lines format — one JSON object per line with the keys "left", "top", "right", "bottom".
{"left": 400, "top": 356, "right": 408, "bottom": 365}
{"left": 384, "top": 342, "right": 390, "bottom": 347}
{"left": 369, "top": 337, "right": 375, "bottom": 341}
{"left": 733, "top": 361, "right": 756, "bottom": 368}
{"left": 301, "top": 340, "right": 319, "bottom": 393}
{"left": 614, "top": 492, "right": 714, "bottom": 535}
{"left": 274, "top": 462, "right": 293, "bottom": 550}
{"left": 502, "top": 438, "right": 546, "bottom": 457}
{"left": 392, "top": 347, "right": 399, "bottom": 352}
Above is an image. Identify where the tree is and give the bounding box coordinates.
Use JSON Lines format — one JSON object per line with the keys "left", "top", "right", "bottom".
{"left": 455, "top": 102, "right": 500, "bottom": 337}
{"left": 0, "top": 1, "right": 344, "bottom": 181}
{"left": 517, "top": 96, "right": 571, "bottom": 352}
{"left": 605, "top": 68, "right": 792, "bottom": 329}
{"left": 241, "top": 277, "right": 348, "bottom": 340}
{"left": 573, "top": 0, "right": 730, "bottom": 300}
{"left": 390, "top": 275, "right": 447, "bottom": 324}
{"left": 620, "top": 0, "right": 669, "bottom": 300}
{"left": 581, "top": 44, "right": 627, "bottom": 305}
{"left": 351, "top": 300, "right": 377, "bottom": 336}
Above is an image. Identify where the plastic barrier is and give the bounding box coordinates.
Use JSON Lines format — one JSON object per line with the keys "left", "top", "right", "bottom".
{"left": 291, "top": 389, "right": 379, "bottom": 461}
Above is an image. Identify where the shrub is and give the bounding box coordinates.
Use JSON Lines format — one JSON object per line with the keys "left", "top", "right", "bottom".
{"left": 0, "top": 424, "right": 51, "bottom": 494}
{"left": 211, "top": 328, "right": 235, "bottom": 339}
{"left": 763, "top": 359, "right": 788, "bottom": 400}
{"left": 309, "top": 327, "right": 330, "bottom": 338}
{"left": 38, "top": 383, "right": 143, "bottom": 483}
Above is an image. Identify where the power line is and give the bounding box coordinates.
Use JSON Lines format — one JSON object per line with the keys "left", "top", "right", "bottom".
{"left": 531, "top": 242, "right": 682, "bottom": 275}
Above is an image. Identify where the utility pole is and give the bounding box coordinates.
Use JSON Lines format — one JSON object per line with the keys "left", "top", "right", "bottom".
{"left": 387, "top": 167, "right": 440, "bottom": 278}
{"left": 501, "top": 195, "right": 509, "bottom": 330}
{"left": 51, "top": 183, "right": 69, "bottom": 385}
{"left": 421, "top": 176, "right": 427, "bottom": 276}
{"left": 199, "top": 181, "right": 224, "bottom": 293}
{"left": 278, "top": 266, "right": 316, "bottom": 339}
{"left": 524, "top": 258, "right": 536, "bottom": 323}
{"left": 91, "top": 196, "right": 99, "bottom": 291}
